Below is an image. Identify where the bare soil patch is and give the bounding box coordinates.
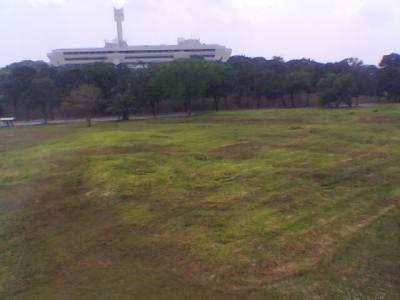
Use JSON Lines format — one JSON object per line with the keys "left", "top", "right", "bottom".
{"left": 72, "top": 144, "right": 169, "bottom": 156}
{"left": 360, "top": 116, "right": 397, "bottom": 124}
{"left": 208, "top": 142, "right": 264, "bottom": 160}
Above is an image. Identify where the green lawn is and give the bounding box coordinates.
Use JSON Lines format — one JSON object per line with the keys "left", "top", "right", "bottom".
{"left": 1, "top": 105, "right": 399, "bottom": 299}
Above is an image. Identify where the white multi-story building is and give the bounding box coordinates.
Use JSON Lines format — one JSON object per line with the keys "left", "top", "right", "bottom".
{"left": 48, "top": 8, "right": 232, "bottom": 67}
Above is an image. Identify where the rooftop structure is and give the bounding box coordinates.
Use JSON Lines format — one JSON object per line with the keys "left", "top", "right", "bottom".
{"left": 48, "top": 8, "right": 232, "bottom": 67}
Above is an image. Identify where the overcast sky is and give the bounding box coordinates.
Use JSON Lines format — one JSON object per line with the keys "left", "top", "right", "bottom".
{"left": 0, "top": 0, "right": 399, "bottom": 67}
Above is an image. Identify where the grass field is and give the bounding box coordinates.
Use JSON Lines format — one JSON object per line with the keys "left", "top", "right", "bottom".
{"left": 1, "top": 105, "right": 399, "bottom": 299}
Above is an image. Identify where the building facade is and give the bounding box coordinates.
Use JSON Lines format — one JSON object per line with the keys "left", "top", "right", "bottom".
{"left": 48, "top": 8, "right": 232, "bottom": 67}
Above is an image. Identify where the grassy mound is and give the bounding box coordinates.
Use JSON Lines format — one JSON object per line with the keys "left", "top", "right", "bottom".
{"left": 1, "top": 105, "right": 399, "bottom": 299}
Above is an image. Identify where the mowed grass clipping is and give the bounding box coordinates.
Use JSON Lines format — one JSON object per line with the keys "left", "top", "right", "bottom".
{"left": 1, "top": 105, "right": 399, "bottom": 299}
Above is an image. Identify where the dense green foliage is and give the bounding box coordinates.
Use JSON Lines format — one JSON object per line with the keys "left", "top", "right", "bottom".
{"left": 1, "top": 53, "right": 398, "bottom": 122}
{"left": 317, "top": 73, "right": 357, "bottom": 107}
{"left": 1, "top": 105, "right": 399, "bottom": 299}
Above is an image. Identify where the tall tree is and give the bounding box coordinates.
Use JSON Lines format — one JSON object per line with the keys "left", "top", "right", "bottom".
{"left": 146, "top": 66, "right": 164, "bottom": 117}
{"left": 286, "top": 59, "right": 324, "bottom": 106}
{"left": 82, "top": 63, "right": 118, "bottom": 99}
{"left": 0, "top": 71, "right": 7, "bottom": 115}
{"left": 109, "top": 68, "right": 140, "bottom": 121}
{"left": 264, "top": 70, "right": 287, "bottom": 107}
{"left": 251, "top": 60, "right": 269, "bottom": 108}
{"left": 227, "top": 56, "right": 256, "bottom": 108}
{"left": 379, "top": 53, "right": 400, "bottom": 101}
{"left": 317, "top": 73, "right": 357, "bottom": 107}
{"left": 25, "top": 77, "right": 57, "bottom": 124}
{"left": 154, "top": 59, "right": 213, "bottom": 116}
{"left": 2, "top": 65, "right": 36, "bottom": 118}
{"left": 285, "top": 71, "right": 311, "bottom": 107}
{"left": 63, "top": 84, "right": 102, "bottom": 127}
{"left": 206, "top": 63, "right": 228, "bottom": 111}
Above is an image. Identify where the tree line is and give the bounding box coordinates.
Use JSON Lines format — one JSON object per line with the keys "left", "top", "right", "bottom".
{"left": 0, "top": 53, "right": 399, "bottom": 125}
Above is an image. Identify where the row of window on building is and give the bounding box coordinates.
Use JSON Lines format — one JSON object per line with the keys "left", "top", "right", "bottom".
{"left": 63, "top": 49, "right": 217, "bottom": 56}
{"left": 64, "top": 54, "right": 216, "bottom": 61}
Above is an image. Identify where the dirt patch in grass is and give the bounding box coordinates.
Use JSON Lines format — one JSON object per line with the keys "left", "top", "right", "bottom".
{"left": 7, "top": 169, "right": 122, "bottom": 297}
{"left": 0, "top": 185, "right": 28, "bottom": 213}
{"left": 14, "top": 175, "right": 231, "bottom": 297}
{"left": 297, "top": 152, "right": 399, "bottom": 188}
{"left": 192, "top": 116, "right": 312, "bottom": 125}
{"left": 73, "top": 144, "right": 169, "bottom": 156}
{"left": 266, "top": 193, "right": 299, "bottom": 212}
{"left": 208, "top": 142, "right": 264, "bottom": 160}
{"left": 0, "top": 126, "right": 76, "bottom": 153}
{"left": 360, "top": 116, "right": 398, "bottom": 124}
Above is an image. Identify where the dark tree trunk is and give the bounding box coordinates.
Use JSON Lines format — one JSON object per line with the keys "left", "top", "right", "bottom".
{"left": 49, "top": 103, "right": 55, "bottom": 120}
{"left": 24, "top": 105, "right": 30, "bottom": 120}
{"left": 256, "top": 96, "right": 261, "bottom": 109}
{"left": 265, "top": 97, "right": 271, "bottom": 108}
{"left": 236, "top": 93, "right": 243, "bottom": 108}
{"left": 335, "top": 98, "right": 342, "bottom": 108}
{"left": 151, "top": 100, "right": 158, "bottom": 118}
{"left": 281, "top": 97, "right": 287, "bottom": 108}
{"left": 12, "top": 99, "right": 18, "bottom": 119}
{"left": 87, "top": 117, "right": 92, "bottom": 127}
{"left": 214, "top": 96, "right": 220, "bottom": 111}
{"left": 306, "top": 93, "right": 311, "bottom": 107}
{"left": 224, "top": 96, "right": 229, "bottom": 110}
{"left": 290, "top": 92, "right": 295, "bottom": 107}
{"left": 121, "top": 110, "right": 129, "bottom": 121}
{"left": 187, "top": 98, "right": 192, "bottom": 117}
{"left": 201, "top": 97, "right": 207, "bottom": 110}
{"left": 245, "top": 94, "right": 251, "bottom": 109}
{"left": 42, "top": 103, "right": 48, "bottom": 125}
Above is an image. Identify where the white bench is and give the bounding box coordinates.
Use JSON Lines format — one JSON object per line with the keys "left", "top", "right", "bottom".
{"left": 0, "top": 117, "right": 15, "bottom": 127}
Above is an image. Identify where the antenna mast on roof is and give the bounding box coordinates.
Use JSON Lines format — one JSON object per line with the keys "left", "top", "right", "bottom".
{"left": 114, "top": 8, "right": 127, "bottom": 46}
